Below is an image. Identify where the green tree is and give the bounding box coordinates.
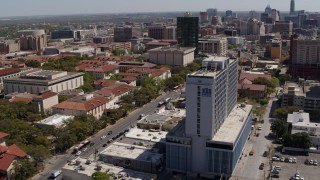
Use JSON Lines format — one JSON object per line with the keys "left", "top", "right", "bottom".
{"left": 92, "top": 171, "right": 111, "bottom": 180}
{"left": 270, "top": 77, "right": 280, "bottom": 88}
{"left": 12, "top": 160, "right": 38, "bottom": 179}
{"left": 58, "top": 95, "right": 69, "bottom": 103}
{"left": 79, "top": 71, "right": 94, "bottom": 93}
{"left": 111, "top": 49, "right": 123, "bottom": 56}
{"left": 271, "top": 120, "right": 288, "bottom": 138}
{"left": 54, "top": 129, "right": 78, "bottom": 153}
{"left": 283, "top": 132, "right": 313, "bottom": 149}
{"left": 279, "top": 74, "right": 292, "bottom": 85}
{"left": 253, "top": 77, "right": 272, "bottom": 87}
{"left": 109, "top": 74, "right": 123, "bottom": 80}
{"left": 25, "top": 60, "right": 41, "bottom": 68}
{"left": 274, "top": 106, "right": 301, "bottom": 120}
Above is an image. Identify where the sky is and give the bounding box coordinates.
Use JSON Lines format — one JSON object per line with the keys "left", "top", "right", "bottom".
{"left": 0, "top": 0, "right": 319, "bottom": 17}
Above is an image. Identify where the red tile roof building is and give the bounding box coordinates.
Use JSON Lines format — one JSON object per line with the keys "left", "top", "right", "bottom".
{"left": 0, "top": 132, "right": 27, "bottom": 179}
{"left": 53, "top": 94, "right": 109, "bottom": 119}
{"left": 238, "top": 72, "right": 269, "bottom": 99}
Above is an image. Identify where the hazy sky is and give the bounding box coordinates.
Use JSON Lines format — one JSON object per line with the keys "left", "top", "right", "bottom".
{"left": 0, "top": 0, "right": 318, "bottom": 17}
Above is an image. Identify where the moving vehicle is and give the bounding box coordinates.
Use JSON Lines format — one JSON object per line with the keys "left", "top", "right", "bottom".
{"left": 72, "top": 140, "right": 91, "bottom": 154}
{"left": 164, "top": 98, "right": 171, "bottom": 103}
{"left": 158, "top": 101, "right": 165, "bottom": 107}
{"left": 102, "top": 144, "right": 107, "bottom": 147}
{"left": 75, "top": 151, "right": 82, "bottom": 156}
{"left": 50, "top": 170, "right": 62, "bottom": 178}
{"left": 258, "top": 126, "right": 262, "bottom": 130}
{"left": 263, "top": 151, "right": 268, "bottom": 157}
{"left": 259, "top": 163, "right": 264, "bottom": 170}
{"left": 100, "top": 135, "right": 106, "bottom": 139}
{"left": 249, "top": 150, "right": 254, "bottom": 156}
{"left": 107, "top": 131, "right": 113, "bottom": 135}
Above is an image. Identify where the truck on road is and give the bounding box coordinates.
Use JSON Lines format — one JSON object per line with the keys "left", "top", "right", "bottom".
{"left": 50, "top": 170, "right": 62, "bottom": 178}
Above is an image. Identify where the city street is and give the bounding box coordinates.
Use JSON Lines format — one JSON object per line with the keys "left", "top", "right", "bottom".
{"left": 231, "top": 97, "right": 278, "bottom": 180}
{"left": 33, "top": 91, "right": 180, "bottom": 180}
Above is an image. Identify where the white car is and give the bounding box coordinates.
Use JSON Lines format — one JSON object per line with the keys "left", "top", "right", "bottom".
{"left": 289, "top": 157, "right": 293, "bottom": 163}
{"left": 272, "top": 157, "right": 280, "bottom": 161}
{"left": 100, "top": 135, "right": 106, "bottom": 139}
{"left": 258, "top": 126, "right": 262, "bottom": 130}
{"left": 313, "top": 160, "right": 318, "bottom": 166}
{"left": 280, "top": 157, "right": 285, "bottom": 162}
{"left": 310, "top": 160, "right": 314, "bottom": 165}
{"left": 293, "top": 157, "right": 297, "bottom": 163}
{"left": 274, "top": 166, "right": 281, "bottom": 170}
{"left": 75, "top": 151, "right": 82, "bottom": 156}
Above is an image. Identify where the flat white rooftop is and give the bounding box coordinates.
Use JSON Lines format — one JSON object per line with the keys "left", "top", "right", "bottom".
{"left": 100, "top": 142, "right": 162, "bottom": 164}
{"left": 62, "top": 157, "right": 156, "bottom": 180}
{"left": 35, "top": 114, "right": 74, "bottom": 127}
{"left": 125, "top": 128, "right": 167, "bottom": 143}
{"left": 211, "top": 104, "right": 252, "bottom": 144}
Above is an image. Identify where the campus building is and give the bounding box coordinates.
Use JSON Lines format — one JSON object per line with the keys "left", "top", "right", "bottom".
{"left": 166, "top": 56, "right": 253, "bottom": 178}
{"left": 3, "top": 69, "right": 84, "bottom": 94}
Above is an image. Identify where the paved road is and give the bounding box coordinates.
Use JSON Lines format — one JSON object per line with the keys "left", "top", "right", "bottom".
{"left": 33, "top": 91, "right": 180, "bottom": 180}
{"left": 232, "top": 97, "right": 278, "bottom": 180}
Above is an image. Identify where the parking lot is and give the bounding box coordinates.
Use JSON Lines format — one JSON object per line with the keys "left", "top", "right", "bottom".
{"left": 271, "top": 152, "right": 320, "bottom": 180}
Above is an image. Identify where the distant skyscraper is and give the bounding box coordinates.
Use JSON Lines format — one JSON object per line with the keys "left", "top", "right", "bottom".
{"left": 207, "top": 8, "right": 218, "bottom": 17}
{"left": 200, "top": 12, "right": 209, "bottom": 24}
{"left": 177, "top": 13, "right": 199, "bottom": 54}
{"left": 226, "top": 10, "right": 233, "bottom": 17}
{"left": 290, "top": 0, "right": 295, "bottom": 15}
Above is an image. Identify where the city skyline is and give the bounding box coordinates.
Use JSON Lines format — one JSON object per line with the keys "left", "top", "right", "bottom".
{"left": 0, "top": 0, "right": 319, "bottom": 17}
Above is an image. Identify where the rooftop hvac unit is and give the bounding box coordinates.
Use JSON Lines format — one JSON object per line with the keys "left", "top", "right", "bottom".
{"left": 96, "top": 165, "right": 102, "bottom": 171}
{"left": 75, "top": 160, "right": 81, "bottom": 165}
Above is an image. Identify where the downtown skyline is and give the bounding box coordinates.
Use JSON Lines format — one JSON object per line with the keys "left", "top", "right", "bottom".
{"left": 0, "top": 0, "right": 319, "bottom": 17}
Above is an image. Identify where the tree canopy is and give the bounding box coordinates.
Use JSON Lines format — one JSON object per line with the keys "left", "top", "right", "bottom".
{"left": 283, "top": 132, "right": 313, "bottom": 149}
{"left": 274, "top": 106, "right": 301, "bottom": 120}
{"left": 92, "top": 171, "right": 111, "bottom": 180}
{"left": 270, "top": 120, "right": 288, "bottom": 138}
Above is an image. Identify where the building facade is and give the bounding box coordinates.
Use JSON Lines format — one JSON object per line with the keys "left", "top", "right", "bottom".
{"left": 18, "top": 30, "right": 47, "bottom": 52}
{"left": 290, "top": 35, "right": 320, "bottom": 79}
{"left": 148, "top": 26, "right": 176, "bottom": 40}
{"left": 177, "top": 13, "right": 199, "bottom": 54}
{"left": 114, "top": 27, "right": 141, "bottom": 42}
{"left": 166, "top": 56, "right": 253, "bottom": 178}
{"left": 198, "top": 37, "right": 227, "bottom": 56}
{"left": 4, "top": 70, "right": 84, "bottom": 94}
{"left": 148, "top": 47, "right": 195, "bottom": 67}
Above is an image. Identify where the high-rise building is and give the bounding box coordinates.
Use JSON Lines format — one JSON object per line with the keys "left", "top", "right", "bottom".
{"left": 177, "top": 13, "right": 199, "bottom": 54}
{"left": 166, "top": 56, "right": 253, "bottom": 178}
{"left": 290, "top": 35, "right": 320, "bottom": 79}
{"left": 200, "top": 12, "right": 209, "bottom": 24}
{"left": 207, "top": 8, "right": 218, "bottom": 17}
{"left": 198, "top": 36, "right": 227, "bottom": 56}
{"left": 226, "top": 10, "right": 233, "bottom": 17}
{"left": 274, "top": 21, "right": 293, "bottom": 36}
{"left": 290, "top": 0, "right": 295, "bottom": 15}
{"left": 18, "top": 30, "right": 47, "bottom": 53}
{"left": 51, "top": 30, "right": 77, "bottom": 39}
{"left": 148, "top": 26, "right": 176, "bottom": 40}
{"left": 114, "top": 27, "right": 141, "bottom": 42}
{"left": 247, "top": 19, "right": 265, "bottom": 35}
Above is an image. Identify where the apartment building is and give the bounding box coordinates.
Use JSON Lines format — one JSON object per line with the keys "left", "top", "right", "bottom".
{"left": 198, "top": 36, "right": 227, "bottom": 56}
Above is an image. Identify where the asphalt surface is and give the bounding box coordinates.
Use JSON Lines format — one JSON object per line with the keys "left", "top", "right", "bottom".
{"left": 34, "top": 91, "right": 180, "bottom": 180}
{"left": 231, "top": 96, "right": 278, "bottom": 180}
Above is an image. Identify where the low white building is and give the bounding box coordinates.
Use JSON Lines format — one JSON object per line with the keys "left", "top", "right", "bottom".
{"left": 148, "top": 47, "right": 195, "bottom": 67}
{"left": 62, "top": 157, "right": 156, "bottom": 180}
{"left": 287, "top": 111, "right": 320, "bottom": 146}
{"left": 35, "top": 114, "right": 74, "bottom": 129}
{"left": 99, "top": 142, "right": 163, "bottom": 173}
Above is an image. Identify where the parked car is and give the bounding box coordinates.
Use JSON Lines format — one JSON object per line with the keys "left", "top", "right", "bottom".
{"left": 313, "top": 160, "right": 318, "bottom": 166}
{"left": 100, "top": 135, "right": 106, "bottom": 139}
{"left": 310, "top": 160, "right": 314, "bottom": 165}
{"left": 273, "top": 166, "right": 281, "bottom": 171}
{"left": 258, "top": 126, "right": 262, "bottom": 130}
{"left": 249, "top": 150, "right": 254, "bottom": 156}
{"left": 280, "top": 157, "right": 285, "bottom": 162}
{"left": 305, "top": 159, "right": 310, "bottom": 165}
{"left": 272, "top": 174, "right": 279, "bottom": 178}
{"left": 293, "top": 157, "right": 297, "bottom": 163}
{"left": 285, "top": 157, "right": 289, "bottom": 162}
{"left": 256, "top": 133, "right": 260, "bottom": 137}
{"left": 272, "top": 157, "right": 280, "bottom": 161}
{"left": 289, "top": 157, "right": 293, "bottom": 163}
{"left": 102, "top": 144, "right": 107, "bottom": 147}
{"left": 107, "top": 131, "right": 113, "bottom": 135}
